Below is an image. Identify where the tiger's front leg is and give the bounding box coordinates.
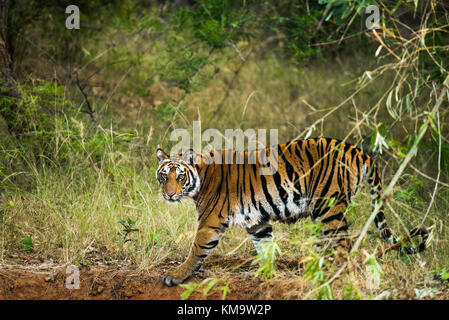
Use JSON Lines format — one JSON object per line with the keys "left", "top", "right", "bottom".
{"left": 246, "top": 222, "right": 273, "bottom": 255}
{"left": 163, "top": 214, "right": 226, "bottom": 286}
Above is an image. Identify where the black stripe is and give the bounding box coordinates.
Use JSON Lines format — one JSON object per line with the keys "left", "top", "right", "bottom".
{"left": 355, "top": 154, "right": 361, "bottom": 187}
{"left": 199, "top": 161, "right": 226, "bottom": 220}
{"left": 317, "top": 154, "right": 338, "bottom": 201}
{"left": 344, "top": 158, "right": 352, "bottom": 200}
{"left": 321, "top": 212, "right": 344, "bottom": 223}
{"left": 199, "top": 239, "right": 219, "bottom": 249}
{"left": 260, "top": 174, "right": 281, "bottom": 218}
{"left": 310, "top": 148, "right": 329, "bottom": 197}
{"left": 252, "top": 225, "right": 273, "bottom": 239}
{"left": 293, "top": 142, "right": 304, "bottom": 163}
{"left": 323, "top": 224, "right": 348, "bottom": 235}
{"left": 259, "top": 205, "right": 271, "bottom": 220}
{"left": 304, "top": 143, "right": 315, "bottom": 170}
{"left": 281, "top": 150, "right": 296, "bottom": 183}
{"left": 248, "top": 172, "right": 258, "bottom": 210}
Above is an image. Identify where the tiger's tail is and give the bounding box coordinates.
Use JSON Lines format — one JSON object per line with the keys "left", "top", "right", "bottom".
{"left": 368, "top": 163, "right": 428, "bottom": 254}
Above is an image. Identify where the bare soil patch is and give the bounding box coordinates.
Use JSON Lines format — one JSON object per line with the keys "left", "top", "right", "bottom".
{"left": 2, "top": 258, "right": 448, "bottom": 300}
{"left": 0, "top": 260, "right": 307, "bottom": 300}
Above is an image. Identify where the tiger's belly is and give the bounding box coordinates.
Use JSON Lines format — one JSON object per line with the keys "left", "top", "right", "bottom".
{"left": 226, "top": 189, "right": 311, "bottom": 229}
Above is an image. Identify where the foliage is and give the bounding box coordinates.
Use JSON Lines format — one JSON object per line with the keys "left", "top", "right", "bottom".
{"left": 118, "top": 218, "right": 139, "bottom": 243}
{"left": 364, "top": 251, "right": 383, "bottom": 290}
{"left": 252, "top": 241, "right": 282, "bottom": 281}
{"left": 0, "top": 78, "right": 137, "bottom": 193}
{"left": 303, "top": 252, "right": 335, "bottom": 299}
{"left": 180, "top": 277, "right": 231, "bottom": 300}
{"left": 21, "top": 236, "right": 33, "bottom": 252}
{"left": 9, "top": 0, "right": 133, "bottom": 61}
{"left": 172, "top": 0, "right": 253, "bottom": 48}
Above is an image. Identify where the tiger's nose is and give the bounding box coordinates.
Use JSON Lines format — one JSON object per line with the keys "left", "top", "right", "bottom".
{"left": 167, "top": 192, "right": 175, "bottom": 198}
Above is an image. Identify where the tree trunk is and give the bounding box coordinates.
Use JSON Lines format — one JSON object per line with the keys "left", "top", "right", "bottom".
{"left": 0, "top": 0, "right": 16, "bottom": 91}
{"left": 0, "top": 0, "right": 20, "bottom": 136}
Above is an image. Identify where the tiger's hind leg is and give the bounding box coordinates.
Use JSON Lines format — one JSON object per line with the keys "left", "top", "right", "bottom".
{"left": 246, "top": 221, "right": 273, "bottom": 255}
{"left": 315, "top": 202, "right": 352, "bottom": 255}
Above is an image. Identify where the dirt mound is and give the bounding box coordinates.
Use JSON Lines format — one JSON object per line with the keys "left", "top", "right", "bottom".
{"left": 0, "top": 262, "right": 306, "bottom": 300}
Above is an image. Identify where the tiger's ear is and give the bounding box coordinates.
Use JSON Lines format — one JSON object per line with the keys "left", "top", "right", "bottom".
{"left": 183, "top": 149, "right": 197, "bottom": 166}
{"left": 156, "top": 148, "right": 169, "bottom": 162}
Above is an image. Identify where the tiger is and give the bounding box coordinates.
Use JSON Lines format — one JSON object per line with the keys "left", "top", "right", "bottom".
{"left": 155, "top": 137, "right": 428, "bottom": 286}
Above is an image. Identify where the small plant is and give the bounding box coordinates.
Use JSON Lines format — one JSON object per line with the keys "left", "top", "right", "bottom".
{"left": 440, "top": 271, "right": 449, "bottom": 282}
{"left": 371, "top": 123, "right": 389, "bottom": 155}
{"left": 364, "top": 251, "right": 383, "bottom": 290}
{"left": 21, "top": 236, "right": 33, "bottom": 252}
{"left": 433, "top": 265, "right": 449, "bottom": 287}
{"left": 179, "top": 277, "right": 231, "bottom": 300}
{"left": 303, "top": 221, "right": 324, "bottom": 237}
{"left": 252, "top": 241, "right": 282, "bottom": 281}
{"left": 145, "top": 230, "right": 161, "bottom": 252}
{"left": 303, "top": 250, "right": 335, "bottom": 300}
{"left": 304, "top": 255, "right": 325, "bottom": 283}
{"left": 117, "top": 218, "right": 139, "bottom": 243}
{"left": 341, "top": 284, "right": 361, "bottom": 300}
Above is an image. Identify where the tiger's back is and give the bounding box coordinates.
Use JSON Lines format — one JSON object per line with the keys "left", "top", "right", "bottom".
{"left": 195, "top": 138, "right": 370, "bottom": 226}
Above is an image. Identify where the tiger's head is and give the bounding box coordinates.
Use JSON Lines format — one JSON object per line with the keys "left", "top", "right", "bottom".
{"left": 155, "top": 148, "right": 201, "bottom": 203}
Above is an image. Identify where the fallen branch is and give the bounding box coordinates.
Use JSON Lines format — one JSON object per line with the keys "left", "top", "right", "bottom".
{"left": 374, "top": 229, "right": 426, "bottom": 259}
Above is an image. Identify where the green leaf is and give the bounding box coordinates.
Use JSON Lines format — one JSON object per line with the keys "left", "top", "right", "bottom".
{"left": 22, "top": 236, "right": 33, "bottom": 251}
{"left": 217, "top": 285, "right": 231, "bottom": 300}
{"left": 203, "top": 278, "right": 218, "bottom": 296}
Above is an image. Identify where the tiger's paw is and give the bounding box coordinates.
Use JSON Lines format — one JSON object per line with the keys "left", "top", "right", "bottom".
{"left": 162, "top": 270, "right": 189, "bottom": 286}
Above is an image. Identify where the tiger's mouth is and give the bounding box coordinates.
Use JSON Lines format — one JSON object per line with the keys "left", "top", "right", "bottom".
{"left": 163, "top": 192, "right": 183, "bottom": 203}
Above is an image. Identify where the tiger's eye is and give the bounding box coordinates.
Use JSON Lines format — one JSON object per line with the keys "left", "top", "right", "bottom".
{"left": 177, "top": 174, "right": 185, "bottom": 181}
